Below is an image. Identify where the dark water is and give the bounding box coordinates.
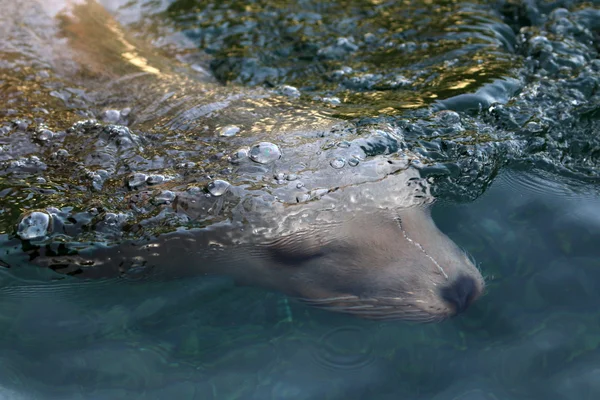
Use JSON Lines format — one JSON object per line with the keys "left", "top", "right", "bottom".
{"left": 1, "top": 0, "right": 600, "bottom": 398}
{"left": 1, "top": 167, "right": 600, "bottom": 399}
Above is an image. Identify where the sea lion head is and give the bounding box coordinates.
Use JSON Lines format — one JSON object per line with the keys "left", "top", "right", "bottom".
{"left": 262, "top": 206, "right": 485, "bottom": 322}
{"left": 249, "top": 163, "right": 486, "bottom": 323}
{"left": 4, "top": 0, "right": 486, "bottom": 324}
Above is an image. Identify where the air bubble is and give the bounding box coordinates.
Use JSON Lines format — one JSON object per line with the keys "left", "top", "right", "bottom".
{"left": 330, "top": 158, "right": 346, "bottom": 169}
{"left": 276, "top": 85, "right": 301, "bottom": 98}
{"left": 101, "top": 109, "right": 121, "bottom": 124}
{"left": 146, "top": 174, "right": 165, "bottom": 185}
{"left": 17, "top": 211, "right": 51, "bottom": 240}
{"left": 35, "top": 128, "right": 54, "bottom": 142}
{"left": 128, "top": 173, "right": 148, "bottom": 189}
{"left": 154, "top": 190, "right": 176, "bottom": 204}
{"left": 207, "top": 179, "right": 230, "bottom": 196}
{"left": 219, "top": 125, "right": 240, "bottom": 137}
{"left": 249, "top": 142, "right": 282, "bottom": 164}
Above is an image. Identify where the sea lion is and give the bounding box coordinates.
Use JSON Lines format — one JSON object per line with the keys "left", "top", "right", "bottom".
{"left": 1, "top": 0, "right": 485, "bottom": 322}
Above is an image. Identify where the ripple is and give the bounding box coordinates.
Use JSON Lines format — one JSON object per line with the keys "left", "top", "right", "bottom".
{"left": 498, "top": 168, "right": 600, "bottom": 201}
{"left": 0, "top": 359, "right": 27, "bottom": 394}
{"left": 310, "top": 326, "right": 375, "bottom": 371}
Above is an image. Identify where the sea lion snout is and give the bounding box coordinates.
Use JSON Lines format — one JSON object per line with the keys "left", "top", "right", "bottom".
{"left": 262, "top": 207, "right": 486, "bottom": 323}
{"left": 440, "top": 275, "right": 481, "bottom": 315}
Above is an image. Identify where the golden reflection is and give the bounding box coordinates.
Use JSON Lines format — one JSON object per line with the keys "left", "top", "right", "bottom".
{"left": 105, "top": 19, "right": 162, "bottom": 76}
{"left": 120, "top": 52, "right": 161, "bottom": 75}
{"left": 401, "top": 102, "right": 426, "bottom": 109}
{"left": 55, "top": 0, "right": 169, "bottom": 79}
{"left": 448, "top": 79, "right": 476, "bottom": 90}
{"left": 0, "top": 0, "right": 527, "bottom": 238}
{"left": 465, "top": 65, "right": 484, "bottom": 74}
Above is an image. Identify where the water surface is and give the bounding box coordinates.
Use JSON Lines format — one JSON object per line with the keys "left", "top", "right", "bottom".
{"left": 1, "top": 0, "right": 600, "bottom": 398}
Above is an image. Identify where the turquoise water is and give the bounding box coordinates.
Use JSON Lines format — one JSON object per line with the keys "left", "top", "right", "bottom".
{"left": 1, "top": 167, "right": 599, "bottom": 399}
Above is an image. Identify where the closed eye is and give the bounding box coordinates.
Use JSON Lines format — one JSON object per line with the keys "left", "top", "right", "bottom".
{"left": 266, "top": 244, "right": 328, "bottom": 267}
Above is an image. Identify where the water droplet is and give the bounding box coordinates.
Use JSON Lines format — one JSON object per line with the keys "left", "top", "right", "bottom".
{"left": 322, "top": 141, "right": 336, "bottom": 150}
{"left": 330, "top": 158, "right": 346, "bottom": 169}
{"left": 35, "top": 128, "right": 54, "bottom": 141}
{"left": 296, "top": 182, "right": 305, "bottom": 189}
{"left": 101, "top": 109, "right": 121, "bottom": 124}
{"left": 103, "top": 212, "right": 128, "bottom": 226}
{"left": 207, "top": 179, "right": 230, "bottom": 196}
{"left": 154, "top": 190, "right": 176, "bottom": 205}
{"left": 36, "top": 177, "right": 47, "bottom": 184}
{"left": 348, "top": 157, "right": 360, "bottom": 167}
{"left": 323, "top": 97, "right": 341, "bottom": 105}
{"left": 220, "top": 125, "right": 241, "bottom": 137}
{"left": 276, "top": 85, "right": 301, "bottom": 98}
{"left": 54, "top": 149, "right": 69, "bottom": 158}
{"left": 146, "top": 175, "right": 165, "bottom": 185}
{"left": 17, "top": 211, "right": 51, "bottom": 240}
{"left": 176, "top": 162, "right": 196, "bottom": 169}
{"left": 337, "top": 141, "right": 351, "bottom": 148}
{"left": 296, "top": 194, "right": 310, "bottom": 203}
{"left": 249, "top": 142, "right": 282, "bottom": 164}
{"left": 128, "top": 173, "right": 148, "bottom": 189}
{"left": 286, "top": 174, "right": 298, "bottom": 181}
{"left": 229, "top": 148, "right": 249, "bottom": 164}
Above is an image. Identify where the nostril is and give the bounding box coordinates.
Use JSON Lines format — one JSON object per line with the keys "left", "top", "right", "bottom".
{"left": 440, "top": 275, "right": 477, "bottom": 315}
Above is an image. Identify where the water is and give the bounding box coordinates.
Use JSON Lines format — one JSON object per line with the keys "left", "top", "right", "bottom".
{"left": 0, "top": 167, "right": 599, "bottom": 399}
{"left": 1, "top": 0, "right": 600, "bottom": 398}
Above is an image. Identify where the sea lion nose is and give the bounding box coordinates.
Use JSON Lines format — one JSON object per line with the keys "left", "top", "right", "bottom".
{"left": 440, "top": 275, "right": 477, "bottom": 315}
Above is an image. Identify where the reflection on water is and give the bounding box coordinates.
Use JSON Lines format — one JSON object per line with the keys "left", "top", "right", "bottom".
{"left": 159, "top": 0, "right": 520, "bottom": 116}
{"left": 0, "top": 168, "right": 599, "bottom": 399}
{"left": 1, "top": 0, "right": 600, "bottom": 398}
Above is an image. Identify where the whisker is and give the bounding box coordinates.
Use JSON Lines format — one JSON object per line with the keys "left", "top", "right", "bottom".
{"left": 294, "top": 295, "right": 450, "bottom": 322}
{"left": 294, "top": 295, "right": 364, "bottom": 304}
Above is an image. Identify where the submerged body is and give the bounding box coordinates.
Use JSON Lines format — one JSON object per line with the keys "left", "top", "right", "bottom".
{"left": 2, "top": 0, "right": 485, "bottom": 321}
